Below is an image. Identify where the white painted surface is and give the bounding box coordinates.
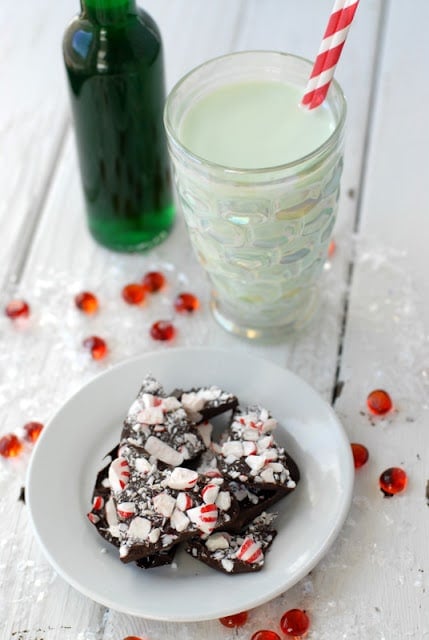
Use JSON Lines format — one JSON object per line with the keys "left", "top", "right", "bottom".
{"left": 1, "top": 1, "right": 428, "bottom": 638}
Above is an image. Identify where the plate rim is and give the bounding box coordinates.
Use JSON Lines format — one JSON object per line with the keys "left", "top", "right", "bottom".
{"left": 26, "top": 346, "right": 354, "bottom": 621}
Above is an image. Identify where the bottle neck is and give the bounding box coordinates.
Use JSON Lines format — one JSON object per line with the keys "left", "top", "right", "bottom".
{"left": 81, "top": 0, "right": 137, "bottom": 25}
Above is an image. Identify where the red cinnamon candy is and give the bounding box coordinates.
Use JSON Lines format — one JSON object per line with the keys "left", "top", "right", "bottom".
{"left": 219, "top": 611, "right": 249, "bottom": 628}
{"left": 5, "top": 299, "right": 30, "bottom": 320}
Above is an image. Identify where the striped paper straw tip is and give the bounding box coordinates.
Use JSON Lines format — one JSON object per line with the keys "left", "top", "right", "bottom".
{"left": 302, "top": 0, "right": 359, "bottom": 109}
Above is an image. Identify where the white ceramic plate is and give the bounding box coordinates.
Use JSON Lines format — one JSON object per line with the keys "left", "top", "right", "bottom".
{"left": 26, "top": 347, "right": 354, "bottom": 621}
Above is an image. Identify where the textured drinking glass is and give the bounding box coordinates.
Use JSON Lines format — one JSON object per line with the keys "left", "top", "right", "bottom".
{"left": 165, "top": 52, "right": 346, "bottom": 340}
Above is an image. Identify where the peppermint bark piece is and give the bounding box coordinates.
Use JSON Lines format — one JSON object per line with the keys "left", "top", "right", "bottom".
{"left": 216, "top": 406, "right": 300, "bottom": 494}
{"left": 120, "top": 375, "right": 206, "bottom": 465}
{"left": 87, "top": 445, "right": 120, "bottom": 548}
{"left": 196, "top": 448, "right": 288, "bottom": 532}
{"left": 226, "top": 482, "right": 288, "bottom": 532}
{"left": 175, "top": 386, "right": 238, "bottom": 424}
{"left": 186, "top": 512, "right": 277, "bottom": 574}
{"left": 109, "top": 445, "right": 239, "bottom": 564}
{"left": 87, "top": 446, "right": 178, "bottom": 569}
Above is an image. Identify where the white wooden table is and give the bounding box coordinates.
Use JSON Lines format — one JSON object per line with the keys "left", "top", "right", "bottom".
{"left": 1, "top": 1, "right": 429, "bottom": 638}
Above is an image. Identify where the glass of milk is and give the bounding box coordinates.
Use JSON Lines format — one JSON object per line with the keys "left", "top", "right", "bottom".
{"left": 164, "top": 51, "right": 346, "bottom": 340}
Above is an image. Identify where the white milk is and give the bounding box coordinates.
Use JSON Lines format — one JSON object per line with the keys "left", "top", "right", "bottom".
{"left": 179, "top": 80, "right": 336, "bottom": 169}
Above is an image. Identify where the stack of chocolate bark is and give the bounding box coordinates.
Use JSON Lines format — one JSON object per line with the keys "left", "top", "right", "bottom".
{"left": 87, "top": 375, "right": 300, "bottom": 575}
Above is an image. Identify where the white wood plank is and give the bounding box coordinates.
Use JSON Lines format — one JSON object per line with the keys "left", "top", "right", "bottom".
{"left": 332, "top": 1, "right": 429, "bottom": 636}
{"left": 0, "top": 479, "right": 106, "bottom": 638}
{"left": 143, "top": 0, "right": 246, "bottom": 89}
{"left": 0, "top": 4, "right": 109, "bottom": 637}
{"left": 0, "top": 0, "right": 78, "bottom": 288}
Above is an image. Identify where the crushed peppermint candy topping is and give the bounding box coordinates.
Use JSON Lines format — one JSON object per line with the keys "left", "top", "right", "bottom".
{"left": 103, "top": 446, "right": 236, "bottom": 561}
{"left": 167, "top": 467, "right": 199, "bottom": 490}
{"left": 144, "top": 435, "right": 184, "bottom": 467}
{"left": 206, "top": 532, "right": 231, "bottom": 551}
{"left": 186, "top": 512, "right": 277, "bottom": 574}
{"left": 108, "top": 457, "right": 130, "bottom": 493}
{"left": 187, "top": 503, "right": 218, "bottom": 535}
{"left": 117, "top": 502, "right": 136, "bottom": 519}
{"left": 236, "top": 537, "right": 263, "bottom": 563}
{"left": 201, "top": 483, "right": 220, "bottom": 504}
{"left": 176, "top": 492, "right": 193, "bottom": 511}
{"left": 217, "top": 406, "right": 296, "bottom": 490}
{"left": 121, "top": 377, "right": 206, "bottom": 463}
{"left": 178, "top": 386, "right": 238, "bottom": 422}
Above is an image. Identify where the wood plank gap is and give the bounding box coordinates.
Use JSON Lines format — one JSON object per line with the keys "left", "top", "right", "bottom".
{"left": 331, "top": 0, "right": 391, "bottom": 406}
{"left": 228, "top": 0, "right": 248, "bottom": 51}
{"left": 2, "top": 118, "right": 70, "bottom": 297}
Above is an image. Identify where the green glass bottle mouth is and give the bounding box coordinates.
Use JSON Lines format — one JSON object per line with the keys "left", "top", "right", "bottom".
{"left": 82, "top": 0, "right": 136, "bottom": 24}
{"left": 84, "top": 0, "right": 132, "bottom": 9}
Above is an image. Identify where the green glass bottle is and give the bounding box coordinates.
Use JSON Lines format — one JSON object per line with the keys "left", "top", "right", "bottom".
{"left": 63, "top": 0, "right": 174, "bottom": 252}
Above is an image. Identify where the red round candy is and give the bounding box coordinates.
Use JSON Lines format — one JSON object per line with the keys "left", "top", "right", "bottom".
{"left": 150, "top": 320, "right": 176, "bottom": 342}
{"left": 75, "top": 291, "right": 99, "bottom": 314}
{"left": 123, "top": 637, "right": 146, "bottom": 640}
{"left": 5, "top": 299, "right": 30, "bottom": 320}
{"left": 219, "top": 611, "right": 248, "bottom": 628}
{"left": 23, "top": 421, "right": 44, "bottom": 443}
{"left": 367, "top": 389, "right": 393, "bottom": 415}
{"left": 0, "top": 434, "right": 23, "bottom": 458}
{"left": 379, "top": 467, "right": 407, "bottom": 496}
{"left": 122, "top": 283, "right": 146, "bottom": 305}
{"left": 280, "top": 609, "right": 310, "bottom": 637}
{"left": 351, "top": 443, "right": 369, "bottom": 469}
{"left": 251, "top": 631, "right": 281, "bottom": 640}
{"left": 142, "top": 271, "right": 166, "bottom": 293}
{"left": 83, "top": 335, "right": 108, "bottom": 360}
{"left": 174, "top": 292, "right": 200, "bottom": 313}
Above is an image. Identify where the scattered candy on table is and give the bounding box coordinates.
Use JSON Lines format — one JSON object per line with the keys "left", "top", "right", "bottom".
{"left": 0, "top": 434, "right": 23, "bottom": 458}
{"left": 219, "top": 611, "right": 249, "bottom": 627}
{"left": 379, "top": 467, "right": 408, "bottom": 497}
{"left": 351, "top": 442, "right": 369, "bottom": 469}
{"left": 174, "top": 291, "right": 200, "bottom": 313}
{"left": 280, "top": 608, "right": 310, "bottom": 637}
{"left": 82, "top": 335, "right": 109, "bottom": 360}
{"left": 122, "top": 283, "right": 146, "bottom": 305}
{"left": 0, "top": 421, "right": 44, "bottom": 459}
{"left": 150, "top": 320, "right": 176, "bottom": 341}
{"left": 251, "top": 631, "right": 281, "bottom": 640}
{"left": 74, "top": 291, "right": 99, "bottom": 314}
{"left": 366, "top": 389, "right": 393, "bottom": 415}
{"left": 5, "top": 299, "right": 30, "bottom": 320}
{"left": 142, "top": 270, "right": 166, "bottom": 292}
{"left": 23, "top": 421, "right": 44, "bottom": 442}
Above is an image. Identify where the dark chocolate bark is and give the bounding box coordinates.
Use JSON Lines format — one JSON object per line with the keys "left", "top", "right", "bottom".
{"left": 186, "top": 512, "right": 278, "bottom": 574}
{"left": 87, "top": 445, "right": 179, "bottom": 568}
{"left": 120, "top": 375, "right": 206, "bottom": 465}
{"left": 108, "top": 444, "right": 239, "bottom": 563}
{"left": 87, "top": 446, "right": 120, "bottom": 547}
{"left": 135, "top": 546, "right": 178, "bottom": 569}
{"left": 216, "top": 406, "right": 300, "bottom": 493}
{"left": 87, "top": 376, "right": 300, "bottom": 575}
{"left": 225, "top": 482, "right": 288, "bottom": 532}
{"left": 173, "top": 386, "right": 238, "bottom": 424}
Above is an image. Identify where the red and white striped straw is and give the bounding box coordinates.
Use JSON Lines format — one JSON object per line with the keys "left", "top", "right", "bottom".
{"left": 302, "top": 0, "right": 360, "bottom": 110}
